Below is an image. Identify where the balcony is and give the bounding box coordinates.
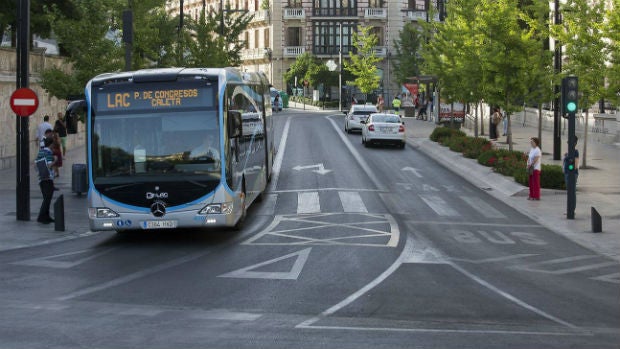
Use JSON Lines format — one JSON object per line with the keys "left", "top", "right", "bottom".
{"left": 405, "top": 10, "right": 440, "bottom": 22}
{"left": 241, "top": 48, "right": 271, "bottom": 61}
{"left": 249, "top": 10, "right": 269, "bottom": 24}
{"left": 283, "top": 8, "right": 305, "bottom": 19}
{"left": 364, "top": 8, "right": 387, "bottom": 19}
{"left": 283, "top": 46, "right": 306, "bottom": 58}
{"left": 312, "top": 8, "right": 357, "bottom": 17}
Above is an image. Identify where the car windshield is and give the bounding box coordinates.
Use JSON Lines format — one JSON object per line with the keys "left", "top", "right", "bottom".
{"left": 372, "top": 115, "right": 401, "bottom": 123}
{"left": 353, "top": 110, "right": 375, "bottom": 115}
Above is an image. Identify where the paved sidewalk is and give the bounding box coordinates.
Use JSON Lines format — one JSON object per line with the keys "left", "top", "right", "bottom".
{"left": 404, "top": 117, "right": 620, "bottom": 262}
{"left": 0, "top": 147, "right": 94, "bottom": 251}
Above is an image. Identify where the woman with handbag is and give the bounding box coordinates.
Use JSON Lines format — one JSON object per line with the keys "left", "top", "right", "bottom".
{"left": 527, "top": 137, "right": 542, "bottom": 200}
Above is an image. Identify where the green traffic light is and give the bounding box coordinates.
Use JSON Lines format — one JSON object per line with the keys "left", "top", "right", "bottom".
{"left": 568, "top": 164, "right": 574, "bottom": 170}
{"left": 566, "top": 102, "right": 577, "bottom": 112}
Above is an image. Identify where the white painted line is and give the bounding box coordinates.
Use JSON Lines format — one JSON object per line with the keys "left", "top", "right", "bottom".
{"left": 298, "top": 324, "right": 586, "bottom": 336}
{"left": 13, "top": 248, "right": 118, "bottom": 269}
{"left": 268, "top": 187, "right": 384, "bottom": 194}
{"left": 449, "top": 261, "right": 580, "bottom": 330}
{"left": 451, "top": 254, "right": 538, "bottom": 264}
{"left": 218, "top": 248, "right": 311, "bottom": 280}
{"left": 459, "top": 196, "right": 507, "bottom": 219}
{"left": 57, "top": 250, "right": 212, "bottom": 301}
{"left": 259, "top": 193, "right": 278, "bottom": 216}
{"left": 189, "top": 309, "right": 262, "bottom": 321}
{"left": 419, "top": 195, "right": 460, "bottom": 217}
{"left": 326, "top": 116, "right": 385, "bottom": 191}
{"left": 269, "top": 117, "right": 291, "bottom": 191}
{"left": 513, "top": 255, "right": 618, "bottom": 275}
{"left": 298, "top": 192, "right": 321, "bottom": 214}
{"left": 296, "top": 236, "right": 414, "bottom": 328}
{"left": 13, "top": 98, "right": 36, "bottom": 106}
{"left": 406, "top": 220, "right": 540, "bottom": 228}
{"left": 590, "top": 272, "right": 620, "bottom": 284}
{"left": 339, "top": 191, "right": 368, "bottom": 213}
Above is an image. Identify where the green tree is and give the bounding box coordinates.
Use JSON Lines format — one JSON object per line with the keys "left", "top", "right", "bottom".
{"left": 283, "top": 52, "right": 315, "bottom": 88}
{"left": 604, "top": 2, "right": 620, "bottom": 107}
{"left": 552, "top": 0, "right": 608, "bottom": 167}
{"left": 344, "top": 25, "right": 382, "bottom": 97}
{"left": 184, "top": 6, "right": 229, "bottom": 67}
{"left": 393, "top": 22, "right": 423, "bottom": 84}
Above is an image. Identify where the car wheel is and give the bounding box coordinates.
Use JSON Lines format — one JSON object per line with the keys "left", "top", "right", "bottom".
{"left": 399, "top": 142, "right": 406, "bottom": 149}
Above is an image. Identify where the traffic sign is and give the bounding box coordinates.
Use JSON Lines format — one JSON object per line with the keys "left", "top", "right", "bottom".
{"left": 10, "top": 88, "right": 39, "bottom": 117}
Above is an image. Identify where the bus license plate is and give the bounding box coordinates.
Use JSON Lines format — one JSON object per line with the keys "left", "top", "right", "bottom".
{"left": 143, "top": 220, "right": 178, "bottom": 229}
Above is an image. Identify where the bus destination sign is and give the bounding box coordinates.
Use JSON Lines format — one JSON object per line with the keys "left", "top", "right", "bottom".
{"left": 96, "top": 85, "right": 214, "bottom": 112}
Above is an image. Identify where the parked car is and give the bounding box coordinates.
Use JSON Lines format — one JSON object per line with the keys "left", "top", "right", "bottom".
{"left": 344, "top": 104, "right": 378, "bottom": 133}
{"left": 361, "top": 113, "right": 406, "bottom": 149}
{"left": 270, "top": 88, "right": 283, "bottom": 111}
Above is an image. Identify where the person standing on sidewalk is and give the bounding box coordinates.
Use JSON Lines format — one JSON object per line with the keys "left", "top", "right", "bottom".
{"left": 392, "top": 96, "right": 401, "bottom": 115}
{"left": 502, "top": 110, "right": 508, "bottom": 136}
{"left": 490, "top": 108, "right": 501, "bottom": 140}
{"left": 36, "top": 115, "right": 53, "bottom": 148}
{"left": 54, "top": 112, "right": 68, "bottom": 156}
{"left": 35, "top": 137, "right": 57, "bottom": 224}
{"left": 527, "top": 137, "right": 542, "bottom": 200}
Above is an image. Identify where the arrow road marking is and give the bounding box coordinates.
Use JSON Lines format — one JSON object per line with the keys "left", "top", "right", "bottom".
{"left": 293, "top": 163, "right": 332, "bottom": 175}
{"left": 218, "top": 248, "right": 312, "bottom": 280}
{"left": 401, "top": 166, "right": 423, "bottom": 178}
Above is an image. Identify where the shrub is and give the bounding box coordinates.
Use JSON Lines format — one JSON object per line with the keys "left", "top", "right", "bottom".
{"left": 463, "top": 137, "right": 492, "bottom": 159}
{"left": 477, "top": 150, "right": 497, "bottom": 167}
{"left": 493, "top": 151, "right": 527, "bottom": 176}
{"left": 446, "top": 136, "right": 469, "bottom": 152}
{"left": 430, "top": 127, "right": 466, "bottom": 143}
{"left": 513, "top": 167, "right": 529, "bottom": 186}
{"left": 514, "top": 164, "right": 565, "bottom": 189}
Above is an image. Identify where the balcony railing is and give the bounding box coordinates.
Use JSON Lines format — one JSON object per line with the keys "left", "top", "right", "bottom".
{"left": 364, "top": 8, "right": 387, "bottom": 19}
{"left": 241, "top": 48, "right": 271, "bottom": 61}
{"left": 249, "top": 10, "right": 269, "bottom": 23}
{"left": 406, "top": 10, "right": 440, "bottom": 22}
{"left": 312, "top": 8, "right": 357, "bottom": 17}
{"left": 283, "top": 8, "right": 305, "bottom": 19}
{"left": 283, "top": 46, "right": 306, "bottom": 57}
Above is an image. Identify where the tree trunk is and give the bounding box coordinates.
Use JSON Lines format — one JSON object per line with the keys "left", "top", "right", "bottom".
{"left": 538, "top": 104, "right": 543, "bottom": 150}
{"left": 474, "top": 102, "right": 479, "bottom": 137}
{"left": 480, "top": 103, "right": 485, "bottom": 135}
{"left": 507, "top": 112, "right": 513, "bottom": 151}
{"left": 582, "top": 109, "right": 589, "bottom": 168}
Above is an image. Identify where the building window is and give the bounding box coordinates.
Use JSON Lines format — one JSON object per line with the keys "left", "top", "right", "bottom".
{"left": 408, "top": 0, "right": 426, "bottom": 10}
{"left": 368, "top": 0, "right": 384, "bottom": 7}
{"left": 369, "top": 27, "right": 383, "bottom": 46}
{"left": 313, "top": 0, "right": 357, "bottom": 16}
{"left": 287, "top": 27, "right": 302, "bottom": 46}
{"left": 288, "top": 0, "right": 302, "bottom": 7}
{"left": 254, "top": 30, "right": 259, "bottom": 48}
{"left": 313, "top": 21, "right": 356, "bottom": 55}
{"left": 264, "top": 28, "right": 270, "bottom": 48}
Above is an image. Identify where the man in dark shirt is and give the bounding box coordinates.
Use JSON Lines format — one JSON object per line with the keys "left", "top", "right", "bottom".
{"left": 35, "top": 138, "right": 56, "bottom": 224}
{"left": 54, "top": 112, "right": 68, "bottom": 156}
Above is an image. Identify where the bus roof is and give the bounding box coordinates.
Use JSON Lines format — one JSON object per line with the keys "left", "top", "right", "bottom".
{"left": 90, "top": 67, "right": 270, "bottom": 87}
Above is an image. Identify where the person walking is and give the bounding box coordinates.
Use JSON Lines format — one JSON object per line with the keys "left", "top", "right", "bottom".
{"left": 490, "top": 108, "right": 501, "bottom": 140}
{"left": 527, "top": 137, "right": 542, "bottom": 200}
{"left": 54, "top": 112, "right": 68, "bottom": 156}
{"left": 502, "top": 110, "right": 508, "bottom": 136}
{"left": 36, "top": 115, "right": 53, "bottom": 148}
{"left": 35, "top": 137, "right": 57, "bottom": 224}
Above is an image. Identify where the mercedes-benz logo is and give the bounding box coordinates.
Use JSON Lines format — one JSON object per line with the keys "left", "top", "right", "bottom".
{"left": 150, "top": 200, "right": 166, "bottom": 217}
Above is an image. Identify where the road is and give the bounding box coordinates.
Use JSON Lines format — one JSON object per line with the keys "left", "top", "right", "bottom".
{"left": 0, "top": 110, "right": 618, "bottom": 348}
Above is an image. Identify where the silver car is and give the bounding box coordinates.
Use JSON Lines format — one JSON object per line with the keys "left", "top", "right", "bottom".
{"left": 344, "top": 104, "right": 378, "bottom": 133}
{"left": 361, "top": 113, "right": 406, "bottom": 149}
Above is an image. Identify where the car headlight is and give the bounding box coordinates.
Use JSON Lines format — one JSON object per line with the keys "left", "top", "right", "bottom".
{"left": 89, "top": 207, "right": 120, "bottom": 219}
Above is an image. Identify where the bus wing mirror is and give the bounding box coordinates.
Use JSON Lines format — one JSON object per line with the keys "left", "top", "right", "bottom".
{"left": 65, "top": 99, "right": 86, "bottom": 134}
{"left": 228, "top": 111, "right": 243, "bottom": 138}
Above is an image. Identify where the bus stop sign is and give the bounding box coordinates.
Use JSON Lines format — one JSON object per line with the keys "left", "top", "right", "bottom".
{"left": 10, "top": 88, "right": 39, "bottom": 117}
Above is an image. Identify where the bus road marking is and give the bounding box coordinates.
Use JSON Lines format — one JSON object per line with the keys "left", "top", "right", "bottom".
{"left": 339, "top": 191, "right": 368, "bottom": 213}
{"left": 218, "top": 248, "right": 311, "bottom": 280}
{"left": 269, "top": 117, "right": 291, "bottom": 192}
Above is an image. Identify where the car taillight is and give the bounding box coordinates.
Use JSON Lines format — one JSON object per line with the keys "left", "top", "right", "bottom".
{"left": 399, "top": 125, "right": 405, "bottom": 133}
{"left": 368, "top": 124, "right": 375, "bottom": 132}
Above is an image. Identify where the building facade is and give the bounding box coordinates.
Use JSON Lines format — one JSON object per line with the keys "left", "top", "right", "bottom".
{"left": 166, "top": 0, "right": 443, "bottom": 101}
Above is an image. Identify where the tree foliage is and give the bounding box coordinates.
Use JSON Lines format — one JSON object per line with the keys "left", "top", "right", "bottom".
{"left": 344, "top": 25, "right": 382, "bottom": 95}
{"left": 393, "top": 23, "right": 423, "bottom": 84}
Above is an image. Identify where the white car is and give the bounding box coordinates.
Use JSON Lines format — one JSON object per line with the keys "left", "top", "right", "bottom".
{"left": 270, "top": 88, "right": 283, "bottom": 111}
{"left": 344, "top": 104, "right": 378, "bottom": 133}
{"left": 361, "top": 113, "right": 406, "bottom": 149}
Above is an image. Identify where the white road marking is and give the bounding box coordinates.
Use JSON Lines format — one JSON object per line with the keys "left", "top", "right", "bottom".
{"left": 189, "top": 309, "right": 262, "bottom": 321}
{"left": 259, "top": 193, "right": 278, "bottom": 216}
{"left": 299, "top": 324, "right": 586, "bottom": 336}
{"left": 513, "top": 255, "right": 618, "bottom": 275}
{"left": 269, "top": 117, "right": 291, "bottom": 191}
{"left": 401, "top": 166, "right": 423, "bottom": 178}
{"left": 297, "top": 192, "right": 321, "bottom": 214}
{"left": 406, "top": 220, "right": 540, "bottom": 228}
{"left": 450, "top": 254, "right": 538, "bottom": 264}
{"left": 12, "top": 248, "right": 118, "bottom": 269}
{"left": 268, "top": 187, "right": 384, "bottom": 194}
{"left": 590, "top": 272, "right": 620, "bottom": 284}
{"left": 218, "top": 248, "right": 311, "bottom": 280}
{"left": 293, "top": 163, "right": 332, "bottom": 175}
{"left": 338, "top": 191, "right": 368, "bottom": 213}
{"left": 419, "top": 195, "right": 460, "bottom": 217}
{"left": 459, "top": 196, "right": 507, "bottom": 219}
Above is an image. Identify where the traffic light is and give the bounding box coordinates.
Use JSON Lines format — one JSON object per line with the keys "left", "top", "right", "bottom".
{"left": 566, "top": 157, "right": 576, "bottom": 171}
{"left": 561, "top": 76, "right": 578, "bottom": 119}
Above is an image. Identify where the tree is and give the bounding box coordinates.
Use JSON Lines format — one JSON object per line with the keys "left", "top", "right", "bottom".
{"left": 344, "top": 25, "right": 382, "bottom": 97}
{"left": 552, "top": 0, "right": 608, "bottom": 167}
{"left": 393, "top": 23, "right": 423, "bottom": 84}
{"left": 604, "top": 2, "right": 620, "bottom": 108}
{"left": 184, "top": 6, "right": 229, "bottom": 68}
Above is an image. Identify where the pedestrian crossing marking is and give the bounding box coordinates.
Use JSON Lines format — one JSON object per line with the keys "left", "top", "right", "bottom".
{"left": 298, "top": 192, "right": 320, "bottom": 214}
{"left": 458, "top": 196, "right": 506, "bottom": 219}
{"left": 243, "top": 213, "right": 399, "bottom": 248}
{"left": 419, "top": 195, "right": 460, "bottom": 217}
{"left": 338, "top": 191, "right": 368, "bottom": 213}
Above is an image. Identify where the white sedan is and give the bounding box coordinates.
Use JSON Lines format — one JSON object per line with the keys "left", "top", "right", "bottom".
{"left": 361, "top": 113, "right": 406, "bottom": 149}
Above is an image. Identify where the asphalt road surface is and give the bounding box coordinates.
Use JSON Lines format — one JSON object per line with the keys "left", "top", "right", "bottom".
{"left": 0, "top": 110, "right": 618, "bottom": 349}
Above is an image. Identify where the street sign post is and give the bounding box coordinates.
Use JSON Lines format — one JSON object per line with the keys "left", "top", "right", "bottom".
{"left": 10, "top": 88, "right": 39, "bottom": 117}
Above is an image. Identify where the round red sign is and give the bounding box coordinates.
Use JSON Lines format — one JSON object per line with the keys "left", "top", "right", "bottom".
{"left": 10, "top": 88, "right": 39, "bottom": 117}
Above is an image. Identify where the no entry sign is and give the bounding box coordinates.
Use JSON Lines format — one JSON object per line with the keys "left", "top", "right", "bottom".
{"left": 10, "top": 88, "right": 39, "bottom": 117}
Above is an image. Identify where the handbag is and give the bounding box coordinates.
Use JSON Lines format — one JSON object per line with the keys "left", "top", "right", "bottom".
{"left": 527, "top": 166, "right": 534, "bottom": 176}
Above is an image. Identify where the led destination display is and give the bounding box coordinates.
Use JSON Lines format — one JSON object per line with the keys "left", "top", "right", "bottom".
{"left": 95, "top": 84, "right": 215, "bottom": 112}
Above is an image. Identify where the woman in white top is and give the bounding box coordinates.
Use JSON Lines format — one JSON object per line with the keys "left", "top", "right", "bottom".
{"left": 527, "top": 137, "right": 542, "bottom": 200}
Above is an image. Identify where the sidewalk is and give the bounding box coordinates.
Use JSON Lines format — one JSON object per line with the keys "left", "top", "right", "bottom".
{"left": 404, "top": 116, "right": 620, "bottom": 262}
{"left": 0, "top": 147, "right": 94, "bottom": 252}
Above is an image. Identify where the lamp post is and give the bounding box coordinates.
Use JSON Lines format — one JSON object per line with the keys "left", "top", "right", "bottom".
{"left": 339, "top": 22, "right": 343, "bottom": 112}
{"left": 553, "top": 0, "right": 562, "bottom": 160}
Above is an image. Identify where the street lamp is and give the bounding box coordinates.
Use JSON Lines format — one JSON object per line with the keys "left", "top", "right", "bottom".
{"left": 339, "top": 22, "right": 343, "bottom": 112}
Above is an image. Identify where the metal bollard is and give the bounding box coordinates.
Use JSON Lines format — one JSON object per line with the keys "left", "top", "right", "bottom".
{"left": 54, "top": 195, "right": 65, "bottom": 232}
{"left": 591, "top": 207, "right": 602, "bottom": 233}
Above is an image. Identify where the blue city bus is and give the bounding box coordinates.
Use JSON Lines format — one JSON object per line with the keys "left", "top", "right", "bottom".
{"left": 85, "top": 68, "right": 274, "bottom": 232}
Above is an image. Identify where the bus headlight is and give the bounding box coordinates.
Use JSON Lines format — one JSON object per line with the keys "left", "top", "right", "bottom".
{"left": 89, "top": 207, "right": 120, "bottom": 219}
{"left": 199, "top": 202, "right": 233, "bottom": 215}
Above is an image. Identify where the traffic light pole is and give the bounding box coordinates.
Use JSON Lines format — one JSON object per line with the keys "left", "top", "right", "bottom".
{"left": 16, "top": 0, "right": 30, "bottom": 221}
{"left": 553, "top": 0, "right": 562, "bottom": 160}
{"left": 563, "top": 76, "right": 578, "bottom": 220}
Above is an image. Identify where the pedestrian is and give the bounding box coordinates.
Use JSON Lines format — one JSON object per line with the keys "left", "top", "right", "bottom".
{"left": 35, "top": 137, "right": 57, "bottom": 224}
{"left": 51, "top": 133, "right": 63, "bottom": 178}
{"left": 36, "top": 115, "right": 53, "bottom": 148}
{"left": 392, "top": 96, "right": 401, "bottom": 115}
{"left": 527, "top": 137, "right": 542, "bottom": 201}
{"left": 490, "top": 107, "right": 501, "bottom": 140}
{"left": 563, "top": 136, "right": 580, "bottom": 188}
{"left": 40, "top": 128, "right": 53, "bottom": 149}
{"left": 376, "top": 94, "right": 385, "bottom": 112}
{"left": 54, "top": 112, "right": 68, "bottom": 156}
{"left": 273, "top": 93, "right": 280, "bottom": 112}
{"left": 502, "top": 110, "right": 508, "bottom": 136}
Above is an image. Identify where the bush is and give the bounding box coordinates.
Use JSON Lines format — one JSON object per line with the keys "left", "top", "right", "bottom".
{"left": 430, "top": 127, "right": 466, "bottom": 143}
{"left": 446, "top": 136, "right": 469, "bottom": 152}
{"left": 493, "top": 151, "right": 527, "bottom": 177}
{"left": 513, "top": 164, "right": 565, "bottom": 189}
{"left": 463, "top": 137, "right": 492, "bottom": 159}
